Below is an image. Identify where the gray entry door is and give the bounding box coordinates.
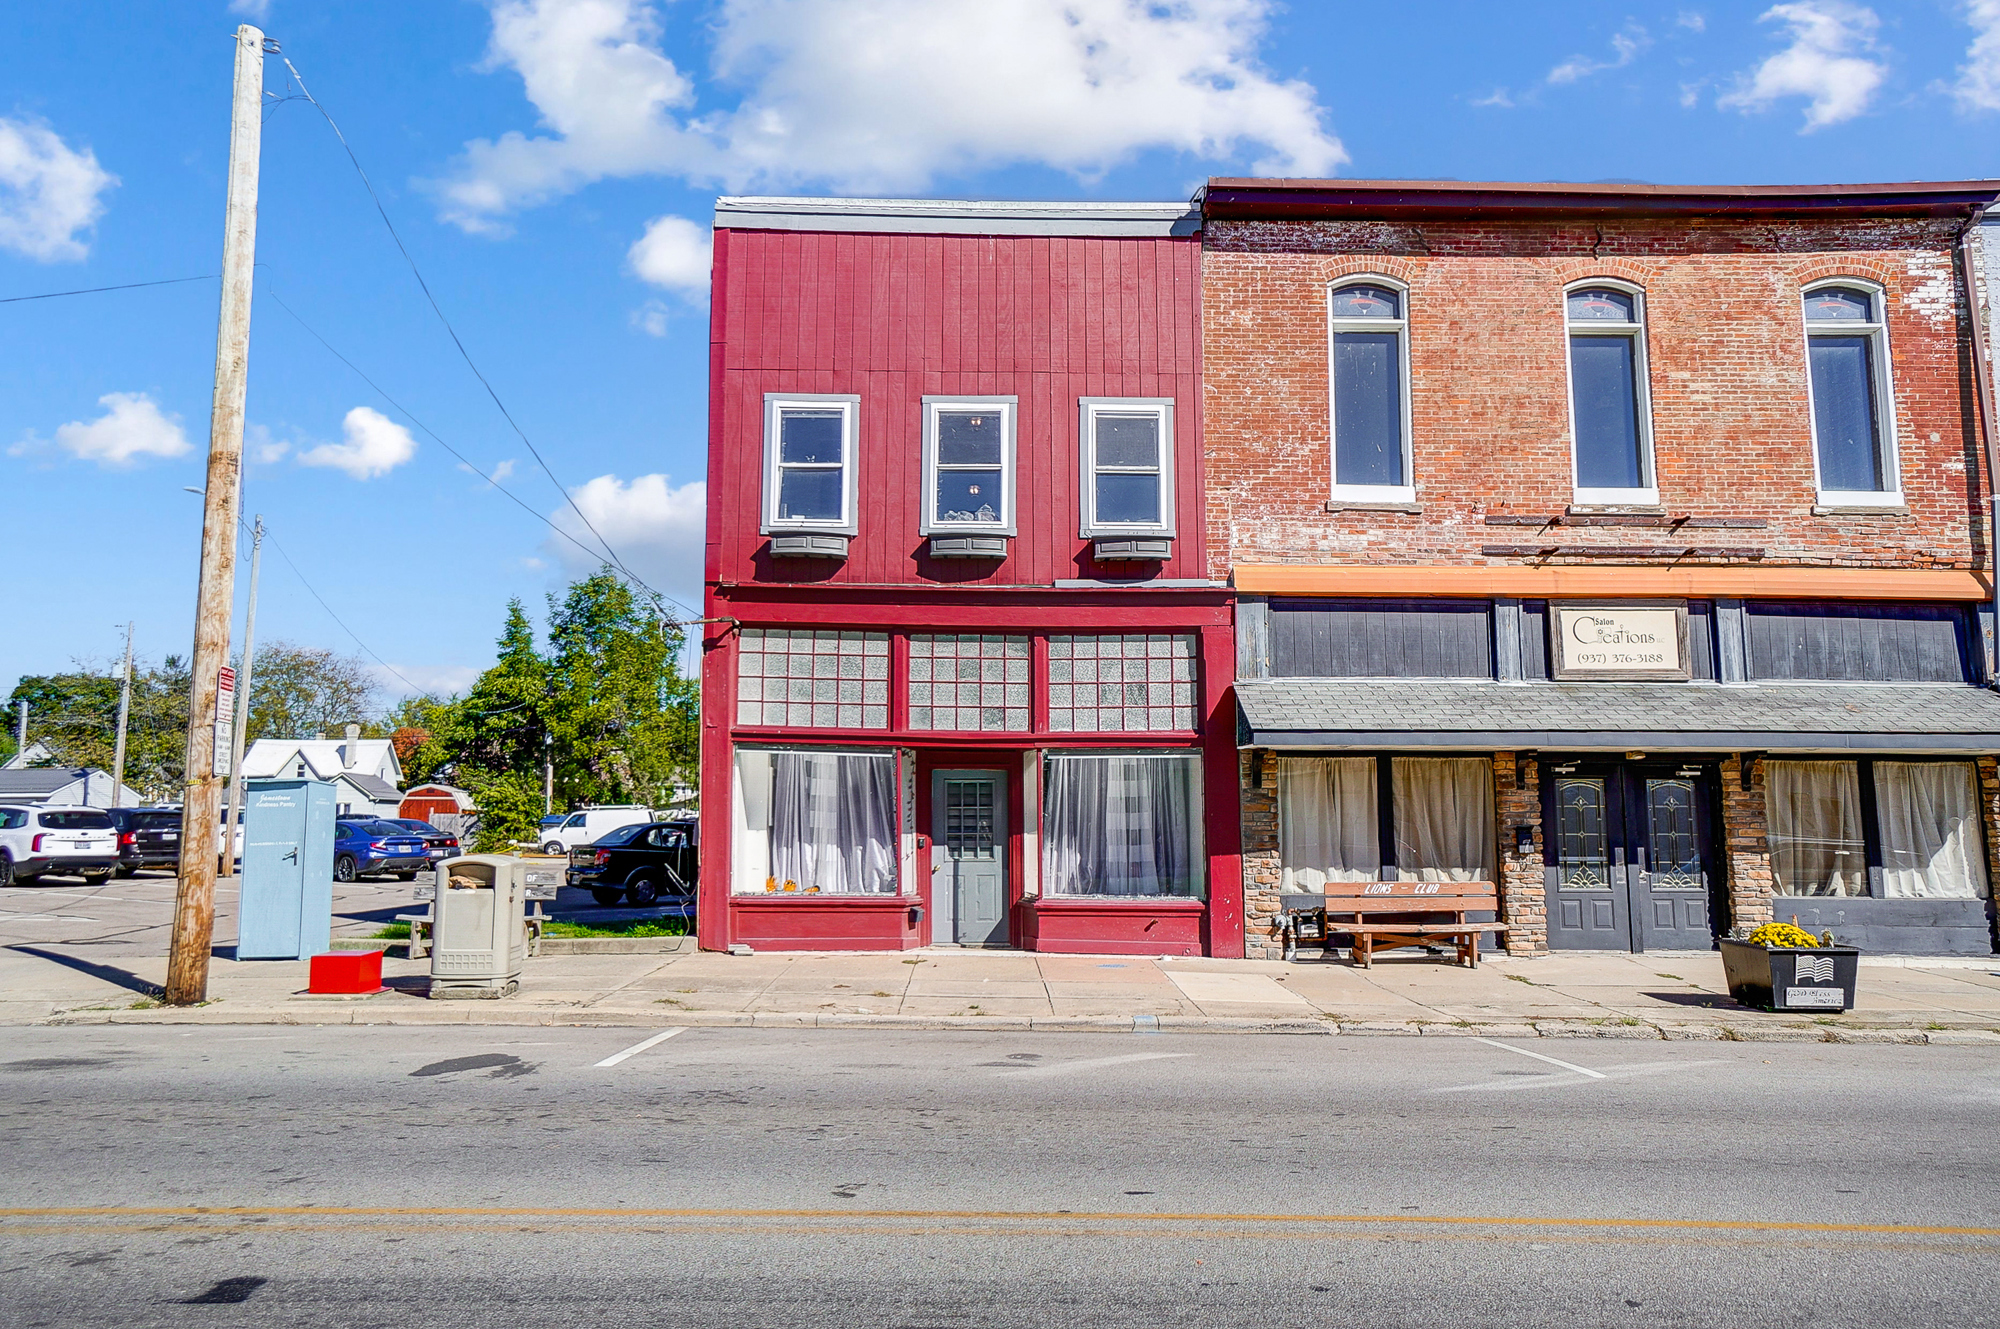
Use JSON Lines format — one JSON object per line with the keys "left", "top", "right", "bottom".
{"left": 1630, "top": 774, "right": 1715, "bottom": 951}
{"left": 1547, "top": 773, "right": 1630, "bottom": 949}
{"left": 932, "top": 770, "right": 1008, "bottom": 947}
{"left": 1546, "top": 765, "right": 1717, "bottom": 952}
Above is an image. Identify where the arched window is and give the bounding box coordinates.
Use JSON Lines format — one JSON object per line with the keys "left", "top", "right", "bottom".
{"left": 1564, "top": 283, "right": 1656, "bottom": 504}
{"left": 1802, "top": 282, "right": 1899, "bottom": 501}
{"left": 1327, "top": 278, "right": 1413, "bottom": 502}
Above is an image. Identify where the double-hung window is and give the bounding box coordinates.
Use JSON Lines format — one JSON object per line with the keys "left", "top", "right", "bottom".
{"left": 1327, "top": 280, "right": 1413, "bottom": 502}
{"left": 1079, "top": 398, "right": 1175, "bottom": 540}
{"left": 1564, "top": 285, "right": 1657, "bottom": 506}
{"left": 1802, "top": 283, "right": 1900, "bottom": 504}
{"left": 921, "top": 397, "right": 1016, "bottom": 537}
{"left": 761, "top": 394, "right": 860, "bottom": 549}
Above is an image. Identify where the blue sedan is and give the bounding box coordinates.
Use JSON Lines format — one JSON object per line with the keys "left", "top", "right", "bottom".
{"left": 332, "top": 819, "right": 433, "bottom": 883}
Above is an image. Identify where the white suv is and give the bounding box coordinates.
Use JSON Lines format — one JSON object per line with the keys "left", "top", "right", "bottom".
{"left": 0, "top": 804, "right": 119, "bottom": 886}
{"left": 539, "top": 806, "right": 654, "bottom": 855}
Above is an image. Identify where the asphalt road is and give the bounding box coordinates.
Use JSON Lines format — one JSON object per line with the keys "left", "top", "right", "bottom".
{"left": 3, "top": 1025, "right": 1998, "bottom": 1327}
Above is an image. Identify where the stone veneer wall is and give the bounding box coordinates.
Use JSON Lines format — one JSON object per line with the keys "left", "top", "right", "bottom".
{"left": 1976, "top": 757, "right": 2000, "bottom": 908}
{"left": 1494, "top": 752, "right": 1547, "bottom": 955}
{"left": 1721, "top": 754, "right": 1776, "bottom": 932}
{"left": 1239, "top": 750, "right": 1283, "bottom": 960}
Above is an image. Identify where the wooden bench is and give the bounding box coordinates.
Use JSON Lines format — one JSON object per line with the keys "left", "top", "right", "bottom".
{"left": 1285, "top": 882, "right": 1507, "bottom": 969}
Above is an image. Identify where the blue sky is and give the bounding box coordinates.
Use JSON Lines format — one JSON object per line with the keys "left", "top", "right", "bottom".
{"left": 6, "top": 0, "right": 2000, "bottom": 708}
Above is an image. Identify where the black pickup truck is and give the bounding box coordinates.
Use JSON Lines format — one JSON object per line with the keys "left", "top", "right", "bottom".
{"left": 565, "top": 818, "right": 698, "bottom": 906}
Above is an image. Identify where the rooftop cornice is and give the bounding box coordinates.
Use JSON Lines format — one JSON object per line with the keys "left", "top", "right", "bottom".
{"left": 714, "top": 196, "right": 1201, "bottom": 237}
{"left": 1200, "top": 177, "right": 2000, "bottom": 222}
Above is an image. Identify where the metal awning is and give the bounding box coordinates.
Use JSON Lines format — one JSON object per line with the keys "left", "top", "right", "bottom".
{"left": 1235, "top": 679, "right": 2000, "bottom": 753}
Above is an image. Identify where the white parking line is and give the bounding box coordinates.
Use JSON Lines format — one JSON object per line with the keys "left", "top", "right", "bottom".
{"left": 594, "top": 1027, "right": 687, "bottom": 1067}
{"left": 995, "top": 1052, "right": 1188, "bottom": 1079}
{"left": 1471, "top": 1037, "right": 1606, "bottom": 1078}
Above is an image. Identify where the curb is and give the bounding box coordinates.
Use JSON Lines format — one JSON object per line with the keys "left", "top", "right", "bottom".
{"left": 24, "top": 1005, "right": 2000, "bottom": 1043}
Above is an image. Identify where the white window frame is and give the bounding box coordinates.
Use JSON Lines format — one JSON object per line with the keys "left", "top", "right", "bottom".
{"left": 761, "top": 393, "right": 861, "bottom": 536}
{"left": 1801, "top": 279, "right": 1903, "bottom": 507}
{"left": 920, "top": 396, "right": 1017, "bottom": 536}
{"left": 1078, "top": 397, "right": 1176, "bottom": 538}
{"left": 1327, "top": 275, "right": 1416, "bottom": 504}
{"left": 1562, "top": 279, "right": 1659, "bottom": 507}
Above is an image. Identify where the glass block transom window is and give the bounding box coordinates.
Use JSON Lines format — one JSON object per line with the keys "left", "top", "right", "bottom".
{"left": 736, "top": 629, "right": 889, "bottom": 729}
{"left": 1048, "top": 634, "right": 1197, "bottom": 732}
{"left": 910, "top": 634, "right": 1029, "bottom": 731}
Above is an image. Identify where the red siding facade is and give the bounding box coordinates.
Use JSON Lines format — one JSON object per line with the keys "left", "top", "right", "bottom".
{"left": 698, "top": 200, "right": 1240, "bottom": 955}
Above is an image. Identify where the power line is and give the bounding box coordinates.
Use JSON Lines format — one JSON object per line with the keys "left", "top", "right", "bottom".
{"left": 0, "top": 274, "right": 218, "bottom": 305}
{"left": 260, "top": 282, "right": 699, "bottom": 621}
{"left": 257, "top": 525, "right": 430, "bottom": 699}
{"left": 273, "top": 53, "right": 672, "bottom": 619}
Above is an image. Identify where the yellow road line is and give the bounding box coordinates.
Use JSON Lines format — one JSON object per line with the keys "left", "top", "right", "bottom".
{"left": 2, "top": 1206, "right": 1995, "bottom": 1239}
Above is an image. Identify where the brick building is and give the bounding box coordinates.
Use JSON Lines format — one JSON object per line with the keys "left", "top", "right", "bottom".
{"left": 1205, "top": 178, "right": 2000, "bottom": 959}
{"left": 696, "top": 197, "right": 1243, "bottom": 956}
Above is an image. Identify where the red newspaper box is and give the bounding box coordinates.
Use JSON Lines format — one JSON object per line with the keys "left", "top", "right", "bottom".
{"left": 308, "top": 950, "right": 383, "bottom": 994}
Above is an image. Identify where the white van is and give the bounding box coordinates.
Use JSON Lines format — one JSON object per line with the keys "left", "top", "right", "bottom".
{"left": 540, "top": 806, "right": 654, "bottom": 855}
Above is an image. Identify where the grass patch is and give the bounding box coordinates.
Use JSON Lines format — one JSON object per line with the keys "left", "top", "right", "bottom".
{"left": 540, "top": 918, "right": 688, "bottom": 939}
{"left": 371, "top": 923, "right": 412, "bottom": 939}
{"left": 1505, "top": 973, "right": 1536, "bottom": 986}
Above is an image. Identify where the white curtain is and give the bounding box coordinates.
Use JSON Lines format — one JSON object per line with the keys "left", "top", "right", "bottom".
{"left": 1875, "top": 761, "right": 1990, "bottom": 900}
{"left": 1768, "top": 760, "right": 1866, "bottom": 897}
{"left": 1391, "top": 757, "right": 1495, "bottom": 883}
{"left": 1278, "top": 757, "right": 1379, "bottom": 890}
{"left": 767, "top": 751, "right": 898, "bottom": 894}
{"left": 1043, "top": 754, "right": 1201, "bottom": 897}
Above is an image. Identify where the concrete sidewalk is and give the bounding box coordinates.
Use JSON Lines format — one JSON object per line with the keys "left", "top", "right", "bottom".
{"left": 7, "top": 941, "right": 2000, "bottom": 1043}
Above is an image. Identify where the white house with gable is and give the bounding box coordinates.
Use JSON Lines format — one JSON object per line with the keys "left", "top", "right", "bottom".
{"left": 241, "top": 725, "right": 404, "bottom": 818}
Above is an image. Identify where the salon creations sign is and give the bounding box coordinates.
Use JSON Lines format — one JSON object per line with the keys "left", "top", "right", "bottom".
{"left": 1550, "top": 602, "right": 1690, "bottom": 681}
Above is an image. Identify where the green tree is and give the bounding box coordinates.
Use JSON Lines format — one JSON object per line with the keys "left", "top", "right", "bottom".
{"left": 544, "top": 571, "right": 696, "bottom": 811}
{"left": 6, "top": 657, "right": 192, "bottom": 803}
{"left": 245, "top": 643, "right": 380, "bottom": 743}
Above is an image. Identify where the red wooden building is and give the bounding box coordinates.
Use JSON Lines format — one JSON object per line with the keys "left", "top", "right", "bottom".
{"left": 697, "top": 197, "right": 1241, "bottom": 955}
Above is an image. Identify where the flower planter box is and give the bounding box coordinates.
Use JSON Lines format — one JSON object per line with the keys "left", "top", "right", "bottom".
{"left": 1718, "top": 938, "right": 1860, "bottom": 1013}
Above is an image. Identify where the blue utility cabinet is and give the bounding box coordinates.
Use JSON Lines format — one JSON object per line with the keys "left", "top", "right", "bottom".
{"left": 237, "top": 778, "right": 337, "bottom": 960}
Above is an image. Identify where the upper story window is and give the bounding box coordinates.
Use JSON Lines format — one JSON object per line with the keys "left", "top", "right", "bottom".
{"left": 921, "top": 397, "right": 1016, "bottom": 535}
{"left": 1327, "top": 279, "right": 1413, "bottom": 502}
{"left": 1803, "top": 282, "right": 1900, "bottom": 503}
{"left": 1078, "top": 398, "right": 1175, "bottom": 539}
{"left": 1564, "top": 284, "right": 1657, "bottom": 505}
{"left": 761, "top": 394, "right": 860, "bottom": 536}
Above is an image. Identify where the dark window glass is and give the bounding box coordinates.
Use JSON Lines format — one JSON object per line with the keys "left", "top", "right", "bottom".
{"left": 1331, "top": 284, "right": 1400, "bottom": 318}
{"left": 1646, "top": 779, "right": 1703, "bottom": 891}
{"left": 936, "top": 411, "right": 1001, "bottom": 466}
{"left": 598, "top": 823, "right": 648, "bottom": 847}
{"left": 1804, "top": 288, "right": 1872, "bottom": 322}
{"left": 40, "top": 811, "right": 112, "bottom": 830}
{"left": 1095, "top": 473, "right": 1161, "bottom": 525}
{"left": 1808, "top": 335, "right": 1883, "bottom": 491}
{"left": 778, "top": 410, "right": 843, "bottom": 464}
{"left": 1556, "top": 779, "right": 1611, "bottom": 889}
{"left": 1333, "top": 331, "right": 1403, "bottom": 486}
{"left": 935, "top": 470, "right": 1003, "bottom": 523}
{"left": 1567, "top": 288, "right": 1635, "bottom": 322}
{"left": 131, "top": 811, "right": 179, "bottom": 829}
{"left": 1095, "top": 414, "right": 1159, "bottom": 468}
{"left": 1569, "top": 336, "right": 1645, "bottom": 488}
{"left": 777, "top": 468, "right": 843, "bottom": 521}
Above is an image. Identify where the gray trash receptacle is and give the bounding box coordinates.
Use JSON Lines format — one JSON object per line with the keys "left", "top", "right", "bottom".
{"left": 429, "top": 855, "right": 529, "bottom": 998}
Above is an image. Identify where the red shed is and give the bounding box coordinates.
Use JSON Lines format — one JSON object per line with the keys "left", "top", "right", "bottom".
{"left": 698, "top": 197, "right": 1240, "bottom": 955}
{"left": 399, "top": 784, "right": 475, "bottom": 822}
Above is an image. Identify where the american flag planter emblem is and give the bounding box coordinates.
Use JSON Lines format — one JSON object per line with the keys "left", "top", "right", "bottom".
{"left": 1718, "top": 937, "right": 1861, "bottom": 1013}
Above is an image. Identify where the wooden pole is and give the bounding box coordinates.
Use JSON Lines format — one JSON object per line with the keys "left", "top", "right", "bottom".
{"left": 217, "top": 515, "right": 263, "bottom": 877}
{"left": 166, "top": 24, "right": 265, "bottom": 1005}
{"left": 111, "top": 622, "right": 134, "bottom": 808}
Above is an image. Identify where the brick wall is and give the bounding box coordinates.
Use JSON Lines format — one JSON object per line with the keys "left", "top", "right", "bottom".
{"left": 1721, "top": 754, "right": 1776, "bottom": 931}
{"left": 1977, "top": 756, "right": 2000, "bottom": 903}
{"left": 1202, "top": 217, "right": 1988, "bottom": 580}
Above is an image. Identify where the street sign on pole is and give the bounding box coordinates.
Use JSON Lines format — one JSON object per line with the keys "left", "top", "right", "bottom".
{"left": 214, "top": 666, "right": 236, "bottom": 777}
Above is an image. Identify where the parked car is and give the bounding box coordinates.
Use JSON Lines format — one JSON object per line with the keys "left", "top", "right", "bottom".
{"left": 540, "top": 806, "right": 653, "bottom": 856}
{"left": 380, "top": 818, "right": 460, "bottom": 860}
{"left": 565, "top": 818, "right": 698, "bottom": 906}
{"left": 0, "top": 804, "right": 119, "bottom": 886}
{"left": 106, "top": 806, "right": 183, "bottom": 876}
{"left": 332, "top": 819, "right": 433, "bottom": 883}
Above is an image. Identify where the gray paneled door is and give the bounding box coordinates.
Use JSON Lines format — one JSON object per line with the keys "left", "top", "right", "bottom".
{"left": 932, "top": 770, "right": 1009, "bottom": 947}
{"left": 1546, "top": 763, "right": 1717, "bottom": 952}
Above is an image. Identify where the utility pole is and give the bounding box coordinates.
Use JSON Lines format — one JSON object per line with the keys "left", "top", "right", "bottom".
{"left": 543, "top": 730, "right": 554, "bottom": 817}
{"left": 216, "top": 515, "right": 263, "bottom": 878}
{"left": 166, "top": 23, "right": 266, "bottom": 1006}
{"left": 12, "top": 700, "right": 23, "bottom": 764}
{"left": 111, "top": 623, "right": 134, "bottom": 808}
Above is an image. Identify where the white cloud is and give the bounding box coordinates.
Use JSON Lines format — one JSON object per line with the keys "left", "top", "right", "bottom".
{"left": 432, "top": 0, "right": 1344, "bottom": 232}
{"left": 230, "top": 0, "right": 273, "bottom": 19}
{"left": 0, "top": 116, "right": 117, "bottom": 262}
{"left": 296, "top": 406, "right": 418, "bottom": 480}
{"left": 1955, "top": 0, "right": 2000, "bottom": 112}
{"left": 246, "top": 424, "right": 291, "bottom": 464}
{"left": 1548, "top": 24, "right": 1650, "bottom": 85}
{"left": 631, "top": 299, "right": 671, "bottom": 336}
{"left": 1471, "top": 87, "right": 1515, "bottom": 108}
{"left": 14, "top": 392, "right": 192, "bottom": 467}
{"left": 546, "top": 472, "right": 705, "bottom": 614}
{"left": 629, "top": 214, "right": 711, "bottom": 293}
{"left": 1678, "top": 10, "right": 1707, "bottom": 32}
{"left": 371, "top": 663, "right": 480, "bottom": 699}
{"left": 1718, "top": 2, "right": 1885, "bottom": 130}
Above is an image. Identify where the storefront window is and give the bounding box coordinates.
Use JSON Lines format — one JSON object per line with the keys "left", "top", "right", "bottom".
{"left": 1048, "top": 634, "right": 1197, "bottom": 732}
{"left": 1042, "top": 753, "right": 1203, "bottom": 897}
{"left": 1873, "top": 761, "right": 1988, "bottom": 900}
{"left": 731, "top": 748, "right": 900, "bottom": 895}
{"left": 1392, "top": 757, "right": 1495, "bottom": 882}
{"left": 1768, "top": 760, "right": 1867, "bottom": 897}
{"left": 1277, "top": 756, "right": 1379, "bottom": 889}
